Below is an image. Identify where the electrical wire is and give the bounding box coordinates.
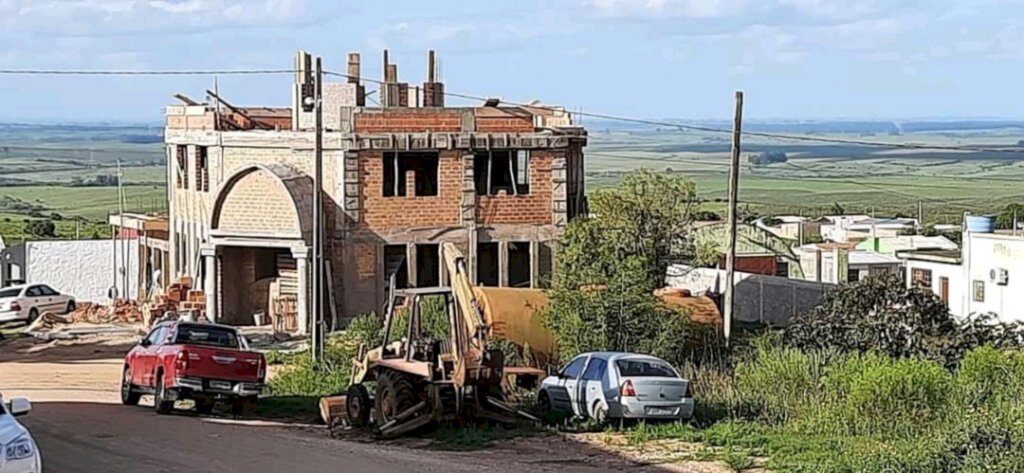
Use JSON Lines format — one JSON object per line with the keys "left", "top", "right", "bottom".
{"left": 0, "top": 69, "right": 295, "bottom": 75}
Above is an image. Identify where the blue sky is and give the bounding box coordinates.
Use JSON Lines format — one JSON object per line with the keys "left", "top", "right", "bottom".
{"left": 0, "top": 0, "right": 1021, "bottom": 122}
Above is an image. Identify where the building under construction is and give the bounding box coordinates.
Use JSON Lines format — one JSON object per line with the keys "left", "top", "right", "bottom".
{"left": 164, "top": 50, "right": 588, "bottom": 333}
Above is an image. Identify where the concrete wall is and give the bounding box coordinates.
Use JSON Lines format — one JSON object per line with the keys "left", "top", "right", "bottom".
{"left": 905, "top": 259, "right": 963, "bottom": 316}
{"left": 666, "top": 265, "right": 832, "bottom": 327}
{"left": 26, "top": 239, "right": 139, "bottom": 304}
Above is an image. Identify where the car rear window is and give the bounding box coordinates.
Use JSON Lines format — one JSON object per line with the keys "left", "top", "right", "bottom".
{"left": 173, "top": 325, "right": 239, "bottom": 349}
{"left": 615, "top": 359, "right": 677, "bottom": 378}
{"left": 0, "top": 289, "right": 20, "bottom": 298}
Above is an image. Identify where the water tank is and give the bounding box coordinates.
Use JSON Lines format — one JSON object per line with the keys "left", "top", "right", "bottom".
{"left": 965, "top": 215, "right": 996, "bottom": 233}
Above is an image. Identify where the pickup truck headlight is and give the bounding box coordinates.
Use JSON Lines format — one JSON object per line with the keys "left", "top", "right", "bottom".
{"left": 5, "top": 435, "right": 35, "bottom": 460}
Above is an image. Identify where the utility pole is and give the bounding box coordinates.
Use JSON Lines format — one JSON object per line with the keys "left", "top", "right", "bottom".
{"left": 311, "top": 56, "right": 325, "bottom": 364}
{"left": 918, "top": 200, "right": 924, "bottom": 232}
{"left": 723, "top": 91, "right": 744, "bottom": 345}
{"left": 117, "top": 159, "right": 127, "bottom": 300}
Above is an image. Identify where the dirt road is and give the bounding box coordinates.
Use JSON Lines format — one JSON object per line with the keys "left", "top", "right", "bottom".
{"left": 0, "top": 333, "right": 669, "bottom": 473}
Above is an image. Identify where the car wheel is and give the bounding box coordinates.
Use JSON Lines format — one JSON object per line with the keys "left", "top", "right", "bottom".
{"left": 195, "top": 397, "right": 215, "bottom": 415}
{"left": 537, "top": 390, "right": 561, "bottom": 425}
{"left": 154, "top": 372, "right": 174, "bottom": 414}
{"left": 592, "top": 402, "right": 609, "bottom": 427}
{"left": 66, "top": 300, "right": 76, "bottom": 314}
{"left": 121, "top": 366, "right": 141, "bottom": 406}
{"left": 27, "top": 308, "right": 38, "bottom": 323}
{"left": 346, "top": 384, "right": 371, "bottom": 428}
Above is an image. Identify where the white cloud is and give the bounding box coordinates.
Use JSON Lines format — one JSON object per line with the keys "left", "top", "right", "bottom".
{"left": 585, "top": 0, "right": 738, "bottom": 19}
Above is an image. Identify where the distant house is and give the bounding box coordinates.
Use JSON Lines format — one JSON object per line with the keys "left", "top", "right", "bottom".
{"left": 820, "top": 215, "right": 917, "bottom": 243}
{"left": 855, "top": 235, "right": 958, "bottom": 255}
{"left": 753, "top": 215, "right": 823, "bottom": 242}
{"left": 792, "top": 242, "right": 902, "bottom": 284}
{"left": 690, "top": 222, "right": 800, "bottom": 276}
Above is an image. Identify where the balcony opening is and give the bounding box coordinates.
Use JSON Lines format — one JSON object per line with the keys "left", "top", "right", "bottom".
{"left": 508, "top": 241, "right": 531, "bottom": 288}
{"left": 383, "top": 152, "right": 439, "bottom": 197}
{"left": 384, "top": 244, "right": 409, "bottom": 290}
{"left": 415, "top": 243, "right": 440, "bottom": 288}
{"left": 476, "top": 242, "right": 499, "bottom": 286}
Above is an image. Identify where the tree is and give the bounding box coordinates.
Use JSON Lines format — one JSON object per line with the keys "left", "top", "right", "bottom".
{"left": 545, "top": 169, "right": 700, "bottom": 364}
{"left": 24, "top": 219, "right": 56, "bottom": 238}
{"left": 996, "top": 203, "right": 1024, "bottom": 229}
{"left": 785, "top": 273, "right": 1023, "bottom": 367}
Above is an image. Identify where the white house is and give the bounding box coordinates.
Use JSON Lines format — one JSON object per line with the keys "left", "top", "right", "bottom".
{"left": 821, "top": 215, "right": 918, "bottom": 243}
{"left": 900, "top": 225, "right": 1024, "bottom": 322}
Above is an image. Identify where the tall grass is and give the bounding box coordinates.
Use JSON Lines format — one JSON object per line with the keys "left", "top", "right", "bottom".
{"left": 668, "top": 342, "right": 1024, "bottom": 472}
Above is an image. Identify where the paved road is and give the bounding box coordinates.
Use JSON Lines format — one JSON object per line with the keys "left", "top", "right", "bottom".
{"left": 24, "top": 402, "right": 654, "bottom": 473}
{"left": 2, "top": 334, "right": 671, "bottom": 473}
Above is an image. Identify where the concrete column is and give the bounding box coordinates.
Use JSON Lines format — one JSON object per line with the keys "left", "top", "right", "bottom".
{"left": 498, "top": 240, "right": 509, "bottom": 287}
{"left": 406, "top": 243, "right": 417, "bottom": 288}
{"left": 203, "top": 251, "right": 217, "bottom": 322}
{"left": 295, "top": 252, "right": 309, "bottom": 335}
{"left": 530, "top": 241, "right": 540, "bottom": 289}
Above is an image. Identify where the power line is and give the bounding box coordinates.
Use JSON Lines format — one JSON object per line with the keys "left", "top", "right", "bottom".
{"left": 0, "top": 69, "right": 295, "bottom": 76}
{"left": 4, "top": 66, "right": 1021, "bottom": 154}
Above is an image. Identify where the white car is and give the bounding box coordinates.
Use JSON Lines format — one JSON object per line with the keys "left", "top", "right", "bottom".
{"left": 0, "top": 396, "right": 41, "bottom": 473}
{"left": 0, "top": 285, "right": 76, "bottom": 324}
{"left": 538, "top": 352, "right": 694, "bottom": 423}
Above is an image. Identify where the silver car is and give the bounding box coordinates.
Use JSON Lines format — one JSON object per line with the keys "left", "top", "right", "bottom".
{"left": 538, "top": 352, "right": 694, "bottom": 423}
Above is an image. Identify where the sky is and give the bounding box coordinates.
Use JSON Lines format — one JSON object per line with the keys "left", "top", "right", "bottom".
{"left": 0, "top": 0, "right": 1021, "bottom": 122}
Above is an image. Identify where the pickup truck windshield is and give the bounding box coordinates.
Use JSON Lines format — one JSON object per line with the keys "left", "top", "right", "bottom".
{"left": 173, "top": 325, "right": 240, "bottom": 349}
{"left": 616, "top": 359, "right": 677, "bottom": 378}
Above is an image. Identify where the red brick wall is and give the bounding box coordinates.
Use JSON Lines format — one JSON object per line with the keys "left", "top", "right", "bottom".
{"left": 359, "top": 151, "right": 462, "bottom": 231}
{"left": 475, "top": 115, "right": 534, "bottom": 132}
{"left": 354, "top": 111, "right": 461, "bottom": 133}
{"left": 476, "top": 151, "right": 553, "bottom": 225}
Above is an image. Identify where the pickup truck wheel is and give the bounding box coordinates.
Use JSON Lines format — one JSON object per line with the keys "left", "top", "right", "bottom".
{"left": 154, "top": 374, "right": 175, "bottom": 414}
{"left": 346, "top": 384, "right": 371, "bottom": 428}
{"left": 121, "top": 366, "right": 141, "bottom": 406}
{"left": 231, "top": 396, "right": 256, "bottom": 417}
{"left": 195, "top": 397, "right": 215, "bottom": 415}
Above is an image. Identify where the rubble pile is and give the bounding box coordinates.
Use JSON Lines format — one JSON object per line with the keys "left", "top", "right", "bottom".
{"left": 67, "top": 299, "right": 143, "bottom": 324}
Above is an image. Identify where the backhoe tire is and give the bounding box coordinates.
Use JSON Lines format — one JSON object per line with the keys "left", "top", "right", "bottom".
{"left": 346, "top": 384, "right": 371, "bottom": 428}
{"left": 375, "top": 371, "right": 416, "bottom": 426}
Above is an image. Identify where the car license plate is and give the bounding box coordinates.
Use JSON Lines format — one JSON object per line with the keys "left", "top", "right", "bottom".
{"left": 648, "top": 407, "right": 676, "bottom": 415}
{"left": 209, "top": 380, "right": 232, "bottom": 390}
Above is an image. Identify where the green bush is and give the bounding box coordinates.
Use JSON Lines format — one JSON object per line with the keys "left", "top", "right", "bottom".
{"left": 842, "top": 357, "right": 953, "bottom": 436}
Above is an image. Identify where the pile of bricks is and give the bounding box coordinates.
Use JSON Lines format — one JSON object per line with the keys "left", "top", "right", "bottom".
{"left": 145, "top": 276, "right": 205, "bottom": 327}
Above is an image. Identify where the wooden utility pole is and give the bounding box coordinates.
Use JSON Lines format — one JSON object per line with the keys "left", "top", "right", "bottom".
{"left": 723, "top": 91, "right": 744, "bottom": 345}
{"left": 918, "top": 200, "right": 924, "bottom": 232}
{"left": 118, "top": 159, "right": 128, "bottom": 300}
{"left": 311, "top": 56, "right": 325, "bottom": 364}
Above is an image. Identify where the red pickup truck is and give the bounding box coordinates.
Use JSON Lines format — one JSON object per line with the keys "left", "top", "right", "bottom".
{"left": 121, "top": 321, "right": 266, "bottom": 415}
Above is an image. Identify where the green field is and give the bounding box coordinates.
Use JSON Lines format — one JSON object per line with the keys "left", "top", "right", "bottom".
{"left": 1, "top": 121, "right": 1023, "bottom": 243}
{"left": 586, "top": 127, "right": 1024, "bottom": 223}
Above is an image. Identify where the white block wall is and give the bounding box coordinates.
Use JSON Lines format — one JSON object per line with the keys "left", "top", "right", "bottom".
{"left": 26, "top": 239, "right": 139, "bottom": 304}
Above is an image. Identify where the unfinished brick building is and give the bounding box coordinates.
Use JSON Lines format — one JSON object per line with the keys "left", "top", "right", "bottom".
{"left": 165, "top": 50, "right": 587, "bottom": 333}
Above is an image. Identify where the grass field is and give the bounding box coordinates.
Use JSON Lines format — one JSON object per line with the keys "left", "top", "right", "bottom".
{"left": 586, "top": 128, "right": 1024, "bottom": 223}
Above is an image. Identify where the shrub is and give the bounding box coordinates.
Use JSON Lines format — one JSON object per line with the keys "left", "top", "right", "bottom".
{"left": 785, "top": 274, "right": 1024, "bottom": 368}
{"left": 841, "top": 357, "right": 953, "bottom": 437}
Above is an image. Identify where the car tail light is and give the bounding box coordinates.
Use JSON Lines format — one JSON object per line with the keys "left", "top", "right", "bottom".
{"left": 620, "top": 379, "right": 636, "bottom": 398}
{"left": 9, "top": 302, "right": 20, "bottom": 311}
